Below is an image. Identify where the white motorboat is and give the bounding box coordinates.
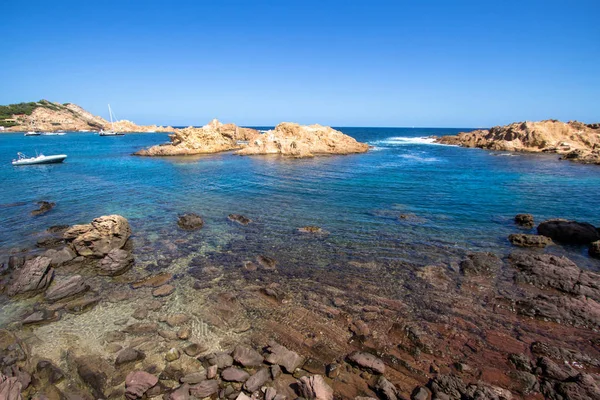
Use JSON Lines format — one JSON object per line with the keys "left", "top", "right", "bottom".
{"left": 42, "top": 131, "right": 67, "bottom": 136}
{"left": 24, "top": 131, "right": 41, "bottom": 136}
{"left": 12, "top": 152, "right": 67, "bottom": 166}
{"left": 99, "top": 104, "right": 124, "bottom": 136}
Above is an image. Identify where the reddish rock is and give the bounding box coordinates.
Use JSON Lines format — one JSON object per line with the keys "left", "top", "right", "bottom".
{"left": 221, "top": 367, "right": 249, "bottom": 382}
{"left": 347, "top": 352, "right": 385, "bottom": 374}
{"left": 98, "top": 248, "right": 134, "bottom": 276}
{"left": 131, "top": 273, "right": 173, "bottom": 289}
{"left": 297, "top": 375, "right": 333, "bottom": 400}
{"left": 189, "top": 380, "right": 219, "bottom": 398}
{"left": 232, "top": 345, "right": 264, "bottom": 367}
{"left": 45, "top": 275, "right": 88, "bottom": 302}
{"left": 264, "top": 341, "right": 304, "bottom": 373}
{"left": 153, "top": 284, "right": 175, "bottom": 297}
{"left": 125, "top": 370, "right": 158, "bottom": 399}
{"left": 0, "top": 373, "right": 22, "bottom": 400}
{"left": 508, "top": 234, "right": 553, "bottom": 248}
{"left": 243, "top": 367, "right": 270, "bottom": 392}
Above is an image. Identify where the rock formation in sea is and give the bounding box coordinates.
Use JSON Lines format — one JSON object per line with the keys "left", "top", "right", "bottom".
{"left": 235, "top": 122, "right": 370, "bottom": 157}
{"left": 135, "top": 119, "right": 260, "bottom": 156}
{"left": 436, "top": 119, "right": 600, "bottom": 164}
{"left": 0, "top": 99, "right": 173, "bottom": 132}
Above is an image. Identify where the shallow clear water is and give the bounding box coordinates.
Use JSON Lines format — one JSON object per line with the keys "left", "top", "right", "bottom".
{"left": 1, "top": 128, "right": 599, "bottom": 270}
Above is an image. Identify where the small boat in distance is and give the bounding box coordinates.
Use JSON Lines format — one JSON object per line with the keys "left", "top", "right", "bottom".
{"left": 99, "top": 104, "right": 125, "bottom": 136}
{"left": 42, "top": 131, "right": 67, "bottom": 136}
{"left": 12, "top": 152, "right": 67, "bottom": 166}
{"left": 24, "top": 131, "right": 41, "bottom": 136}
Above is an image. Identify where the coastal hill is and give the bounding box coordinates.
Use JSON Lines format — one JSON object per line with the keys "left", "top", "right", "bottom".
{"left": 436, "top": 119, "right": 600, "bottom": 164}
{"left": 0, "top": 100, "right": 172, "bottom": 133}
{"left": 135, "top": 119, "right": 260, "bottom": 156}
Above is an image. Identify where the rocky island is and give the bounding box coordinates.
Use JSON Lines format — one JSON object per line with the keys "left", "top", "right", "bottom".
{"left": 134, "top": 119, "right": 259, "bottom": 156}
{"left": 436, "top": 120, "right": 600, "bottom": 164}
{"left": 136, "top": 121, "right": 369, "bottom": 158}
{"left": 235, "top": 123, "right": 369, "bottom": 158}
{"left": 0, "top": 100, "right": 172, "bottom": 133}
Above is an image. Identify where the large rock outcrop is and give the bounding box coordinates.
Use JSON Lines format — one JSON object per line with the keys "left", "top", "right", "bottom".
{"left": 63, "top": 215, "right": 131, "bottom": 257}
{"left": 436, "top": 120, "right": 600, "bottom": 164}
{"left": 135, "top": 119, "right": 259, "bottom": 156}
{"left": 236, "top": 122, "right": 369, "bottom": 157}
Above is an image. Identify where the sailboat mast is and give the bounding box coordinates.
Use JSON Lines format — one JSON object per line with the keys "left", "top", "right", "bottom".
{"left": 108, "top": 104, "right": 114, "bottom": 129}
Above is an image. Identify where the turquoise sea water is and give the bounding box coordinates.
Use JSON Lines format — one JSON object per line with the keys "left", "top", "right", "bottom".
{"left": 1, "top": 128, "right": 599, "bottom": 271}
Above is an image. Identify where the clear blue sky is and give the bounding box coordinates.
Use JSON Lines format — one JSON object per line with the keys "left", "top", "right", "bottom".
{"left": 2, "top": 0, "right": 599, "bottom": 127}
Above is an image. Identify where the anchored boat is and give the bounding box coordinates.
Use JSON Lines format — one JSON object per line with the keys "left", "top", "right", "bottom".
{"left": 12, "top": 152, "right": 67, "bottom": 166}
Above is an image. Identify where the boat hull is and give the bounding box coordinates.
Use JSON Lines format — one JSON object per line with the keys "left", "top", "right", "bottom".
{"left": 12, "top": 155, "right": 67, "bottom": 166}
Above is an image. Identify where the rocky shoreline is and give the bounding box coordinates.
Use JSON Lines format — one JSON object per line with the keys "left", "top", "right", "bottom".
{"left": 1, "top": 210, "right": 599, "bottom": 400}
{"left": 435, "top": 120, "right": 600, "bottom": 165}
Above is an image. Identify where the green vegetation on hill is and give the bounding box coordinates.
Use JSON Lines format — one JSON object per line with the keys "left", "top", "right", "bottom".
{"left": 0, "top": 100, "right": 71, "bottom": 127}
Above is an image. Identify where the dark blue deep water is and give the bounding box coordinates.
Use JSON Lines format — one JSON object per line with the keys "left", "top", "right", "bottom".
{"left": 1, "top": 128, "right": 599, "bottom": 270}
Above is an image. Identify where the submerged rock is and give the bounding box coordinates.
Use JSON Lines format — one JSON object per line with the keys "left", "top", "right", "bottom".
{"left": 188, "top": 380, "right": 219, "bottom": 398}
{"left": 152, "top": 284, "right": 175, "bottom": 297}
{"left": 589, "top": 241, "right": 600, "bottom": 258}
{"left": 508, "top": 233, "right": 553, "bottom": 248}
{"left": 31, "top": 201, "right": 55, "bottom": 216}
{"left": 537, "top": 219, "right": 600, "bottom": 244}
{"left": 228, "top": 214, "right": 252, "bottom": 225}
{"left": 115, "top": 348, "right": 145, "bottom": 366}
{"left": 459, "top": 252, "right": 502, "bottom": 276}
{"left": 65, "top": 215, "right": 131, "bottom": 257}
{"left": 7, "top": 256, "right": 54, "bottom": 297}
{"left": 75, "top": 355, "right": 114, "bottom": 399}
{"left": 177, "top": 213, "right": 204, "bottom": 230}
{"left": 514, "top": 214, "right": 534, "bottom": 228}
{"left": 0, "top": 373, "right": 22, "bottom": 400}
{"left": 99, "top": 248, "right": 134, "bottom": 276}
{"left": 298, "top": 226, "right": 325, "bottom": 234}
{"left": 44, "top": 275, "right": 89, "bottom": 302}
{"left": 125, "top": 370, "right": 158, "bottom": 399}
{"left": 256, "top": 255, "right": 277, "bottom": 270}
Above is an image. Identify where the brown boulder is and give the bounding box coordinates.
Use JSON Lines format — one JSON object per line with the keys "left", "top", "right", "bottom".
{"left": 347, "top": 352, "right": 386, "bottom": 374}
{"left": 232, "top": 345, "right": 264, "bottom": 367}
{"left": 508, "top": 233, "right": 553, "bottom": 248}
{"left": 244, "top": 367, "right": 271, "bottom": 392}
{"left": 98, "top": 248, "right": 134, "bottom": 276}
{"left": 514, "top": 214, "right": 534, "bottom": 228}
{"left": 66, "top": 215, "right": 131, "bottom": 257}
{"left": 125, "top": 370, "right": 158, "bottom": 399}
{"left": 7, "top": 256, "right": 54, "bottom": 296}
{"left": 188, "top": 380, "right": 219, "bottom": 398}
{"left": 0, "top": 373, "right": 21, "bottom": 400}
{"left": 31, "top": 201, "right": 55, "bottom": 216}
{"left": 45, "top": 275, "right": 89, "bottom": 302}
{"left": 297, "top": 375, "right": 333, "bottom": 400}
{"left": 537, "top": 219, "right": 600, "bottom": 244}
{"left": 264, "top": 341, "right": 304, "bottom": 373}
{"left": 221, "top": 367, "right": 249, "bottom": 382}
{"left": 177, "top": 213, "right": 204, "bottom": 230}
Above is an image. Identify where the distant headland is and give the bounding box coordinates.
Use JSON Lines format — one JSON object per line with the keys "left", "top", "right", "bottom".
{"left": 0, "top": 100, "right": 172, "bottom": 133}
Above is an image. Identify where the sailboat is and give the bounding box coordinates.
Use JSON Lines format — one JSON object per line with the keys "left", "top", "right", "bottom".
{"left": 99, "top": 104, "right": 124, "bottom": 136}
{"left": 25, "top": 119, "right": 41, "bottom": 136}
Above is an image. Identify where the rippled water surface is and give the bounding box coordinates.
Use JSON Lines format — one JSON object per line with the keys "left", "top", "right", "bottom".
{"left": 1, "top": 128, "right": 599, "bottom": 270}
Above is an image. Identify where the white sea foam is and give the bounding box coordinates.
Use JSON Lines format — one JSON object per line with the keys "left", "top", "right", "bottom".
{"left": 399, "top": 154, "right": 441, "bottom": 163}
{"left": 371, "top": 136, "right": 440, "bottom": 146}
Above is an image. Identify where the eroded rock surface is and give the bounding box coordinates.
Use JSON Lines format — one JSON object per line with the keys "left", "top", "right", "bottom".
{"left": 236, "top": 122, "right": 369, "bottom": 158}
